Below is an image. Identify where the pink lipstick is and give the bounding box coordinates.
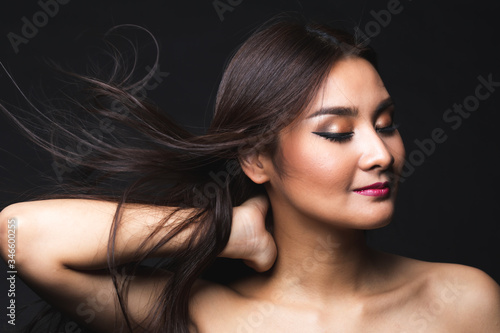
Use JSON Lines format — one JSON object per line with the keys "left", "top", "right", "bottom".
{"left": 353, "top": 181, "right": 390, "bottom": 197}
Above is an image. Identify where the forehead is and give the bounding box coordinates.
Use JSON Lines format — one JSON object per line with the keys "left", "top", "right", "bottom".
{"left": 306, "top": 57, "right": 389, "bottom": 116}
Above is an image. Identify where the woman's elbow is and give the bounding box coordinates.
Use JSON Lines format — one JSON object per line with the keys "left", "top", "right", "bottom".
{"left": 0, "top": 202, "right": 40, "bottom": 270}
{"left": 0, "top": 203, "right": 20, "bottom": 263}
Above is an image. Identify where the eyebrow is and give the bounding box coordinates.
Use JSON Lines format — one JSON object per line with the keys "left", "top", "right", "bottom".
{"left": 306, "top": 97, "right": 394, "bottom": 119}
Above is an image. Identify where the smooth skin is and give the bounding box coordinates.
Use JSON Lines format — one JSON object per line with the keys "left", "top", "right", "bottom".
{"left": 1, "top": 57, "right": 499, "bottom": 332}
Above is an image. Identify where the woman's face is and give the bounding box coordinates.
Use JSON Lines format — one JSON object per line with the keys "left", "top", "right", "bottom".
{"left": 264, "top": 56, "right": 405, "bottom": 230}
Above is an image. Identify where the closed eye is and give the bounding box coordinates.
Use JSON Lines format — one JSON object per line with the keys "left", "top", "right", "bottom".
{"left": 312, "top": 131, "right": 353, "bottom": 143}
{"left": 376, "top": 123, "right": 400, "bottom": 134}
{"left": 313, "top": 123, "right": 400, "bottom": 143}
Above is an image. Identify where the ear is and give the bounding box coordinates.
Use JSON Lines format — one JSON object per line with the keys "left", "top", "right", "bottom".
{"left": 239, "top": 152, "right": 272, "bottom": 184}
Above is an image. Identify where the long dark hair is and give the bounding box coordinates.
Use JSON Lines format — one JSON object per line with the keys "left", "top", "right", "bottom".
{"left": 1, "top": 14, "right": 376, "bottom": 333}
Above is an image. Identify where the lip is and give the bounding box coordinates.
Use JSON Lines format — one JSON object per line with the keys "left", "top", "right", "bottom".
{"left": 353, "top": 181, "right": 390, "bottom": 197}
{"left": 353, "top": 181, "right": 390, "bottom": 191}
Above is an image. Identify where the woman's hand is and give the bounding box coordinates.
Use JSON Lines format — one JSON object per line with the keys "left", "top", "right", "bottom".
{"left": 220, "top": 195, "right": 277, "bottom": 272}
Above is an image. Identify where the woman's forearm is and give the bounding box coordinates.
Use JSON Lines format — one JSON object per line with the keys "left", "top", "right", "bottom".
{"left": 0, "top": 195, "right": 275, "bottom": 275}
{"left": 0, "top": 199, "right": 197, "bottom": 271}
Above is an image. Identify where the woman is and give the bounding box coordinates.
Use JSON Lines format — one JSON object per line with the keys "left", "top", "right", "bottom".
{"left": 1, "top": 16, "right": 499, "bottom": 333}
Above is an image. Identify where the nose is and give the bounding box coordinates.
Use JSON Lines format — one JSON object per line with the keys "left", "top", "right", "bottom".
{"left": 357, "top": 128, "right": 394, "bottom": 171}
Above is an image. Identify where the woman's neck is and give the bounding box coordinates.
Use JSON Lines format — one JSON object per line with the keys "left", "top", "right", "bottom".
{"left": 270, "top": 222, "right": 373, "bottom": 302}
{"left": 254, "top": 198, "right": 381, "bottom": 308}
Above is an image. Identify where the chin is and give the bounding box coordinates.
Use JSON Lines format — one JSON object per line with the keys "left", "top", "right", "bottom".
{"left": 350, "top": 211, "right": 394, "bottom": 230}
{"left": 362, "top": 218, "right": 392, "bottom": 230}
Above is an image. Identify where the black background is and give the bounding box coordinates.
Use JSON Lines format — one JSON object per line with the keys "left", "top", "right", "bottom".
{"left": 0, "top": 0, "right": 499, "bottom": 330}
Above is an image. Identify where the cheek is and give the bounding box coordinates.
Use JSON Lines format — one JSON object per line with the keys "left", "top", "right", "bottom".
{"left": 278, "top": 134, "right": 355, "bottom": 194}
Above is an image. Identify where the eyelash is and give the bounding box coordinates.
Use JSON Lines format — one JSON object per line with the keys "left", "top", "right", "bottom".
{"left": 313, "top": 123, "right": 401, "bottom": 143}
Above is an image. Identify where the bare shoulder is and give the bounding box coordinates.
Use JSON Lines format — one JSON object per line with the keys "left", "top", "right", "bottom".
{"left": 189, "top": 277, "right": 248, "bottom": 331}
{"left": 378, "top": 251, "right": 499, "bottom": 296}
{"left": 382, "top": 252, "right": 500, "bottom": 332}
{"left": 422, "top": 261, "right": 500, "bottom": 311}
{"left": 428, "top": 262, "right": 500, "bottom": 331}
